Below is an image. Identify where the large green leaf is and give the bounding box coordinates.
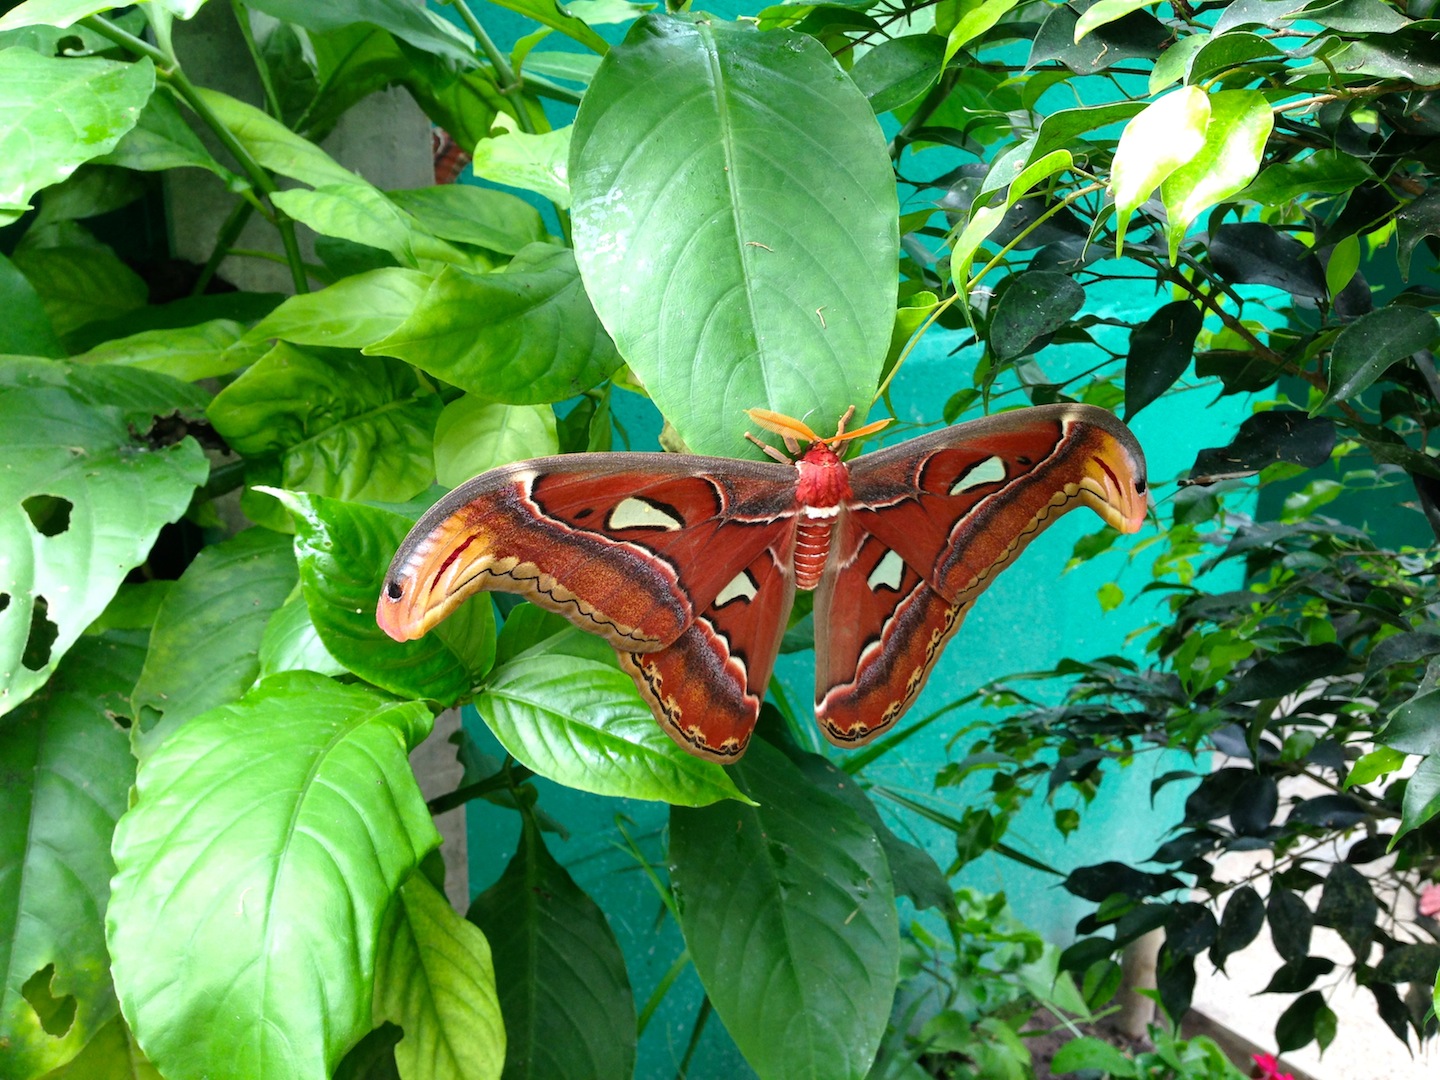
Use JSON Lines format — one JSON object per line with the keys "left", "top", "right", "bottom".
{"left": 570, "top": 14, "right": 898, "bottom": 457}
{"left": 374, "top": 873, "right": 505, "bottom": 1080}
{"left": 0, "top": 635, "right": 142, "bottom": 1079}
{"left": 467, "top": 813, "right": 634, "bottom": 1080}
{"left": 1397, "top": 755, "right": 1440, "bottom": 843}
{"left": 35, "top": 1014, "right": 161, "bottom": 1080}
{"left": 475, "top": 653, "right": 750, "bottom": 806}
{"left": 10, "top": 244, "right": 149, "bottom": 337}
{"left": 1160, "top": 89, "right": 1272, "bottom": 260}
{"left": 1318, "top": 305, "right": 1439, "bottom": 411}
{"left": 367, "top": 245, "right": 621, "bottom": 405}
{"left": 130, "top": 528, "right": 298, "bottom": 758}
{"left": 245, "top": 268, "right": 432, "bottom": 351}
{"left": 0, "top": 48, "right": 154, "bottom": 225}
{"left": 270, "top": 490, "right": 482, "bottom": 703}
{"left": 669, "top": 738, "right": 899, "bottom": 1080}
{"left": 256, "top": 590, "right": 346, "bottom": 681}
{"left": 107, "top": 673, "right": 439, "bottom": 1080}
{"left": 0, "top": 252, "right": 63, "bottom": 357}
{"left": 208, "top": 344, "right": 441, "bottom": 504}
{"left": 433, "top": 398, "right": 558, "bottom": 488}
{"left": 72, "top": 319, "right": 266, "bottom": 381}
{"left": 0, "top": 375, "right": 207, "bottom": 718}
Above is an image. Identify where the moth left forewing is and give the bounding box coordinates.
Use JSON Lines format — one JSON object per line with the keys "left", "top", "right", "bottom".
{"left": 621, "top": 535, "right": 797, "bottom": 761}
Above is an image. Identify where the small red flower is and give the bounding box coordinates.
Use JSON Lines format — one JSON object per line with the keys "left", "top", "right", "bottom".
{"left": 1419, "top": 883, "right": 1440, "bottom": 919}
{"left": 1251, "top": 1052, "right": 1296, "bottom": 1080}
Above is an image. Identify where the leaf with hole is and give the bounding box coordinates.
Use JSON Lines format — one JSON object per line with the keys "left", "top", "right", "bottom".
{"left": 0, "top": 635, "right": 141, "bottom": 1077}
{"left": 107, "top": 673, "right": 438, "bottom": 1080}
{"left": 0, "top": 376, "right": 207, "bottom": 718}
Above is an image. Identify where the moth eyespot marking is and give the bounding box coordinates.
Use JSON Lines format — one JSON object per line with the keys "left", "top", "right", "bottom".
{"left": 385, "top": 579, "right": 403, "bottom": 600}
{"left": 607, "top": 497, "right": 685, "bottom": 531}
{"left": 949, "top": 455, "right": 1006, "bottom": 494}
{"left": 866, "top": 549, "right": 905, "bottom": 592}
{"left": 714, "top": 569, "right": 758, "bottom": 607}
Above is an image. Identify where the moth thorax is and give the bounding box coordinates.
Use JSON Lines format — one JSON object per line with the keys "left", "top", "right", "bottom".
{"left": 795, "top": 442, "right": 851, "bottom": 508}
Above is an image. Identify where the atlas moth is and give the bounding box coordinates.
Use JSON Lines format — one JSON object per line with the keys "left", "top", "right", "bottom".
{"left": 379, "top": 403, "right": 1147, "bottom": 762}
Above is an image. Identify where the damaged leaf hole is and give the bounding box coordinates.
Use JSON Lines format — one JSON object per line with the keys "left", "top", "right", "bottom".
{"left": 22, "top": 596, "right": 59, "bottom": 672}
{"left": 22, "top": 494, "right": 73, "bottom": 537}
{"left": 21, "top": 964, "right": 77, "bottom": 1038}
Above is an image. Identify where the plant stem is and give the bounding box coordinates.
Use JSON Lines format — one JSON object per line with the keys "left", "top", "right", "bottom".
{"left": 450, "top": 0, "right": 536, "bottom": 135}
{"left": 82, "top": 13, "right": 311, "bottom": 293}
{"left": 191, "top": 196, "right": 256, "bottom": 296}
{"left": 231, "top": 0, "right": 284, "bottom": 119}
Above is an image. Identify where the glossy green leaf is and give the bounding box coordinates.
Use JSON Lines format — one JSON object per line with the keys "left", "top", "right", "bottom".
{"left": 10, "top": 245, "right": 148, "bottom": 337}
{"left": 1030, "top": 0, "right": 1168, "bottom": 74}
{"left": 0, "top": 49, "right": 154, "bottom": 225}
{"left": 1124, "top": 300, "right": 1201, "bottom": 420}
{"left": 1345, "top": 745, "right": 1406, "bottom": 789}
{"left": 433, "top": 398, "right": 558, "bottom": 488}
{"left": 1074, "top": 0, "right": 1153, "bottom": 42}
{"left": 269, "top": 490, "right": 479, "bottom": 703}
{"left": 0, "top": 376, "right": 207, "bottom": 718}
{"left": 849, "top": 33, "right": 944, "bottom": 114}
{"left": 0, "top": 635, "right": 141, "bottom": 1078}
{"left": 1240, "top": 149, "right": 1375, "bottom": 206}
{"left": 0, "top": 251, "right": 63, "bottom": 358}
{"left": 1185, "top": 31, "right": 1283, "bottom": 83}
{"left": 1147, "top": 32, "right": 1205, "bottom": 93}
{"left": 130, "top": 528, "right": 298, "bottom": 758}
{"left": 1315, "top": 863, "right": 1376, "bottom": 959}
{"left": 208, "top": 344, "right": 441, "bottom": 504}
{"left": 1396, "top": 755, "right": 1440, "bottom": 843}
{"left": 470, "top": 117, "right": 572, "bottom": 207}
{"left": 1275, "top": 990, "right": 1334, "bottom": 1053}
{"left": 476, "top": 653, "right": 750, "bottom": 806}
{"left": 944, "top": 0, "right": 1019, "bottom": 61}
{"left": 72, "top": 319, "right": 266, "bottom": 381}
{"left": 387, "top": 185, "right": 548, "bottom": 257}
{"left": 989, "top": 270, "right": 1084, "bottom": 361}
{"left": 96, "top": 90, "right": 238, "bottom": 183}
{"left": 108, "top": 673, "right": 438, "bottom": 1080}
{"left": 1318, "top": 305, "right": 1438, "bottom": 411}
{"left": 1211, "top": 885, "right": 1264, "bottom": 971}
{"left": 1295, "top": 0, "right": 1412, "bottom": 32}
{"left": 571, "top": 14, "right": 897, "bottom": 457}
{"left": 195, "top": 87, "right": 359, "bottom": 188}
{"left": 367, "top": 245, "right": 621, "bottom": 405}
{"left": 1110, "top": 86, "right": 1208, "bottom": 252}
{"left": 374, "top": 873, "right": 504, "bottom": 1080}
{"left": 467, "top": 813, "right": 634, "bottom": 1080}
{"left": 1160, "top": 90, "right": 1272, "bottom": 261}
{"left": 1325, "top": 233, "right": 1361, "bottom": 300}
{"left": 244, "top": 0, "right": 478, "bottom": 65}
{"left": 951, "top": 149, "right": 1074, "bottom": 288}
{"left": 669, "top": 739, "right": 898, "bottom": 1080}
{"left": 256, "top": 590, "right": 346, "bottom": 681}
{"left": 246, "top": 268, "right": 432, "bottom": 351}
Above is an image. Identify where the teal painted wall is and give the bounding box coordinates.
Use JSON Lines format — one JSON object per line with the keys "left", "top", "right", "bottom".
{"left": 447, "top": 5, "right": 1253, "bottom": 1077}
